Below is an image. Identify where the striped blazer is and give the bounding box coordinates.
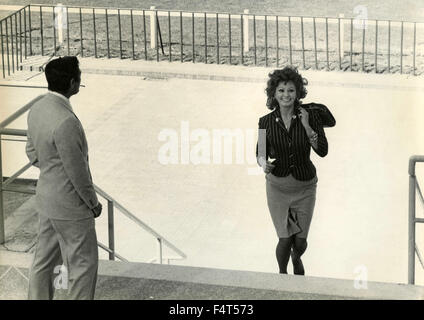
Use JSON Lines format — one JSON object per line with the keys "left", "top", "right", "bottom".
{"left": 256, "top": 103, "right": 329, "bottom": 181}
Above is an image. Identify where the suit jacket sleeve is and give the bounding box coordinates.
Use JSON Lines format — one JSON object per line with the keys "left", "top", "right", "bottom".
{"left": 309, "top": 110, "right": 328, "bottom": 157}
{"left": 25, "top": 133, "right": 40, "bottom": 168}
{"left": 54, "top": 117, "right": 99, "bottom": 210}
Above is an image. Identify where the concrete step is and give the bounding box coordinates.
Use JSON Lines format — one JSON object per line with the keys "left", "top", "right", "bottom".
{"left": 3, "top": 196, "right": 38, "bottom": 253}
{"left": 0, "top": 251, "right": 423, "bottom": 300}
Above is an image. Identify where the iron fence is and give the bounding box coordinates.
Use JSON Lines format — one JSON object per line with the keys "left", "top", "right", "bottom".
{"left": 0, "top": 4, "right": 423, "bottom": 78}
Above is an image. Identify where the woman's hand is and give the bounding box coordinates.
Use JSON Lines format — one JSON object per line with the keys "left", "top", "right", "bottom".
{"left": 298, "top": 107, "right": 310, "bottom": 129}
{"left": 258, "top": 157, "right": 275, "bottom": 173}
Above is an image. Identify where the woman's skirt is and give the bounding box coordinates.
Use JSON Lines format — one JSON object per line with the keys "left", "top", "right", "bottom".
{"left": 265, "top": 173, "right": 318, "bottom": 239}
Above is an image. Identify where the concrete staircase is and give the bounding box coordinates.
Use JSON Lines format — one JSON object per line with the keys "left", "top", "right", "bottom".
{"left": 1, "top": 249, "right": 424, "bottom": 300}
{"left": 2, "top": 196, "right": 38, "bottom": 254}
{"left": 0, "top": 196, "right": 423, "bottom": 300}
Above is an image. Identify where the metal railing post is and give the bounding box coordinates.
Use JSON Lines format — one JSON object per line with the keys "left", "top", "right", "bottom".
{"left": 215, "top": 13, "right": 219, "bottom": 64}
{"left": 229, "top": 13, "right": 232, "bottom": 65}
{"left": 408, "top": 159, "right": 416, "bottom": 284}
{"left": 105, "top": 9, "right": 110, "bottom": 58}
{"left": 375, "top": 20, "right": 378, "bottom": 73}
{"left": 6, "top": 18, "right": 10, "bottom": 75}
{"left": 313, "top": 17, "right": 318, "bottom": 69}
{"left": 325, "top": 17, "right": 329, "bottom": 70}
{"left": 388, "top": 21, "right": 391, "bottom": 73}
{"left": 0, "top": 136, "right": 4, "bottom": 244}
{"left": 169, "top": 11, "right": 172, "bottom": 61}
{"left": 15, "top": 14, "right": 18, "bottom": 70}
{"left": 66, "top": 7, "right": 70, "bottom": 55}
{"left": 24, "top": 8, "right": 27, "bottom": 59}
{"left": 157, "top": 238, "right": 163, "bottom": 264}
{"left": 350, "top": 18, "right": 353, "bottom": 71}
{"left": 253, "top": 14, "right": 256, "bottom": 65}
{"left": 1, "top": 22, "right": 4, "bottom": 78}
{"left": 338, "top": 17, "right": 341, "bottom": 70}
{"left": 181, "top": 11, "right": 184, "bottom": 62}
{"left": 288, "top": 16, "right": 292, "bottom": 66}
{"left": 79, "top": 7, "right": 83, "bottom": 57}
{"left": 93, "top": 8, "right": 97, "bottom": 58}
{"left": 400, "top": 21, "right": 403, "bottom": 74}
{"left": 192, "top": 12, "right": 195, "bottom": 63}
{"left": 204, "top": 12, "right": 207, "bottom": 63}
{"left": 155, "top": 10, "right": 159, "bottom": 62}
{"left": 118, "top": 9, "right": 122, "bottom": 59}
{"left": 108, "top": 199, "right": 115, "bottom": 261}
{"left": 409, "top": 175, "right": 416, "bottom": 284}
{"left": 241, "top": 13, "right": 244, "bottom": 65}
{"left": 361, "top": 19, "right": 365, "bottom": 72}
{"left": 407, "top": 155, "right": 424, "bottom": 284}
{"left": 413, "top": 22, "right": 416, "bottom": 76}
{"left": 28, "top": 5, "right": 32, "bottom": 55}
{"left": 243, "top": 10, "right": 249, "bottom": 53}
{"left": 301, "top": 16, "right": 305, "bottom": 69}
{"left": 40, "top": 6, "right": 44, "bottom": 56}
{"left": 264, "top": 15, "right": 267, "bottom": 67}
{"left": 275, "top": 15, "right": 278, "bottom": 67}
{"left": 142, "top": 10, "right": 147, "bottom": 60}
{"left": 19, "top": 10, "right": 22, "bottom": 63}
{"left": 52, "top": 7, "right": 56, "bottom": 56}
{"left": 130, "top": 9, "right": 135, "bottom": 59}
{"left": 10, "top": 17, "right": 14, "bottom": 73}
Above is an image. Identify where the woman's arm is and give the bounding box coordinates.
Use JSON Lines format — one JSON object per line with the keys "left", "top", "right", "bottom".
{"left": 299, "top": 108, "right": 328, "bottom": 157}
{"left": 309, "top": 110, "right": 328, "bottom": 157}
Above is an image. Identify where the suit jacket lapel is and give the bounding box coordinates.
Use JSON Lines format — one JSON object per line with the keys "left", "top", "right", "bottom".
{"left": 271, "top": 108, "right": 289, "bottom": 135}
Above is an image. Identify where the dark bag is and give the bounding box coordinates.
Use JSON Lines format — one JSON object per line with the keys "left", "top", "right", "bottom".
{"left": 302, "top": 103, "right": 336, "bottom": 128}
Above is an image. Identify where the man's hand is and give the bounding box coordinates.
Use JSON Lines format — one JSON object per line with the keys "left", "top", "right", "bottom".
{"left": 92, "top": 203, "right": 102, "bottom": 218}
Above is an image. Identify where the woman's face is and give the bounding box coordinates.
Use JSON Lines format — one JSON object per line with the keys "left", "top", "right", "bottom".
{"left": 274, "top": 81, "right": 297, "bottom": 109}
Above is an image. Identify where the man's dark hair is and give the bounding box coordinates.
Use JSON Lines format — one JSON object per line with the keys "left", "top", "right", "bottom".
{"left": 45, "top": 56, "right": 80, "bottom": 93}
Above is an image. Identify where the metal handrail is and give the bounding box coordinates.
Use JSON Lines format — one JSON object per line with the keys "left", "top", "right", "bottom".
{"left": 408, "top": 155, "right": 424, "bottom": 284}
{"left": 0, "top": 6, "right": 28, "bottom": 24}
{"left": 0, "top": 98, "right": 187, "bottom": 265}
{"left": 0, "top": 94, "right": 45, "bottom": 129}
{"left": 94, "top": 184, "right": 187, "bottom": 261}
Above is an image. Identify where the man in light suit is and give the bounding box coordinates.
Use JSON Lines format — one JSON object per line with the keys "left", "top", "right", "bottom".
{"left": 26, "top": 56, "right": 102, "bottom": 300}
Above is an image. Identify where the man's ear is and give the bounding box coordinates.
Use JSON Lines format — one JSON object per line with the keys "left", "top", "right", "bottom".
{"left": 69, "top": 78, "right": 76, "bottom": 88}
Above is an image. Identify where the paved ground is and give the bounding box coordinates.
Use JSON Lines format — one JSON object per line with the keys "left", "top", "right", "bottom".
{"left": 1, "top": 57, "right": 424, "bottom": 289}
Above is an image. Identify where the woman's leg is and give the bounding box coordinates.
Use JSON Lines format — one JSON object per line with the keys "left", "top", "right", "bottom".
{"left": 276, "top": 237, "right": 293, "bottom": 274}
{"left": 291, "top": 236, "right": 307, "bottom": 275}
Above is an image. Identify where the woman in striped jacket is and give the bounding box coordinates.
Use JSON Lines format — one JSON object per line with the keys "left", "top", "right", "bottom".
{"left": 257, "top": 66, "right": 335, "bottom": 275}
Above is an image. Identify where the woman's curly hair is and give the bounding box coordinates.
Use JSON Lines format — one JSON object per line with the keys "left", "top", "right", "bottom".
{"left": 265, "top": 66, "right": 308, "bottom": 110}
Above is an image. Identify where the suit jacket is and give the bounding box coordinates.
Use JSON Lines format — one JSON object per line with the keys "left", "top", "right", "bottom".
{"left": 26, "top": 92, "right": 99, "bottom": 220}
{"left": 257, "top": 103, "right": 329, "bottom": 181}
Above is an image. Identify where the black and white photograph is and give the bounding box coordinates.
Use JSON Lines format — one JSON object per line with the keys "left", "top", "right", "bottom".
{"left": 0, "top": 0, "right": 423, "bottom": 304}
